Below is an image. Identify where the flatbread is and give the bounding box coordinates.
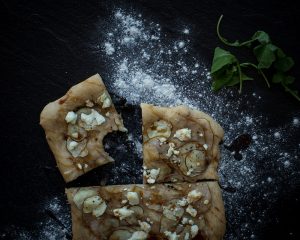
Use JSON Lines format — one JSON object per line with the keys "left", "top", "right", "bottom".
{"left": 40, "top": 74, "right": 127, "bottom": 182}
{"left": 141, "top": 103, "right": 224, "bottom": 183}
{"left": 66, "top": 182, "right": 225, "bottom": 240}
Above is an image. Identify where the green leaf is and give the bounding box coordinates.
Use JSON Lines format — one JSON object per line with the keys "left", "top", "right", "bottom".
{"left": 211, "top": 47, "right": 237, "bottom": 73}
{"left": 227, "top": 72, "right": 253, "bottom": 86}
{"left": 253, "top": 43, "right": 277, "bottom": 69}
{"left": 272, "top": 72, "right": 284, "bottom": 83}
{"left": 276, "top": 48, "right": 286, "bottom": 58}
{"left": 211, "top": 68, "right": 234, "bottom": 91}
{"left": 283, "top": 75, "right": 295, "bottom": 85}
{"left": 274, "top": 56, "right": 294, "bottom": 72}
{"left": 252, "top": 31, "right": 270, "bottom": 44}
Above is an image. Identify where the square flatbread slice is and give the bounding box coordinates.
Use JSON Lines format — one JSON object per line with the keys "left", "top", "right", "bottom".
{"left": 141, "top": 103, "right": 224, "bottom": 184}
{"left": 66, "top": 182, "right": 225, "bottom": 240}
{"left": 40, "top": 74, "right": 127, "bottom": 182}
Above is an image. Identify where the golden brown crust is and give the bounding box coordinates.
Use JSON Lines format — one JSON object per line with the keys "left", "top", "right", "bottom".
{"left": 141, "top": 103, "right": 224, "bottom": 183}
{"left": 40, "top": 74, "right": 126, "bottom": 182}
{"left": 66, "top": 182, "right": 225, "bottom": 240}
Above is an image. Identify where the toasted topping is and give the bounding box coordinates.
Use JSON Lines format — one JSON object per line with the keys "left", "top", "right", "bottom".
{"left": 144, "top": 168, "right": 160, "bottom": 184}
{"left": 82, "top": 195, "right": 107, "bottom": 217}
{"left": 190, "top": 225, "right": 199, "bottom": 238}
{"left": 188, "top": 219, "right": 194, "bottom": 225}
{"left": 92, "top": 201, "right": 107, "bottom": 217}
{"left": 66, "top": 138, "right": 88, "bottom": 157}
{"left": 67, "top": 124, "right": 87, "bottom": 141}
{"left": 114, "top": 117, "right": 128, "bottom": 132}
{"left": 186, "top": 205, "right": 197, "bottom": 217}
{"left": 163, "top": 204, "right": 184, "bottom": 221}
{"left": 181, "top": 217, "right": 188, "bottom": 225}
{"left": 138, "top": 220, "right": 151, "bottom": 232}
{"left": 164, "top": 231, "right": 179, "bottom": 240}
{"left": 174, "top": 128, "right": 192, "bottom": 141}
{"left": 113, "top": 207, "right": 134, "bottom": 220}
{"left": 187, "top": 190, "right": 203, "bottom": 203}
{"left": 147, "top": 120, "right": 172, "bottom": 139}
{"left": 68, "top": 141, "right": 78, "bottom": 150}
{"left": 177, "top": 198, "right": 188, "bottom": 207}
{"left": 166, "top": 142, "right": 180, "bottom": 157}
{"left": 76, "top": 163, "right": 83, "bottom": 170}
{"left": 203, "top": 199, "right": 209, "bottom": 205}
{"left": 184, "top": 233, "right": 190, "bottom": 240}
{"left": 83, "top": 196, "right": 102, "bottom": 213}
{"left": 127, "top": 192, "right": 139, "bottom": 205}
{"left": 65, "top": 111, "right": 77, "bottom": 124}
{"left": 98, "top": 92, "right": 112, "bottom": 108}
{"left": 128, "top": 231, "right": 148, "bottom": 240}
{"left": 73, "top": 188, "right": 98, "bottom": 209}
{"left": 80, "top": 109, "right": 105, "bottom": 130}
{"left": 85, "top": 99, "right": 94, "bottom": 107}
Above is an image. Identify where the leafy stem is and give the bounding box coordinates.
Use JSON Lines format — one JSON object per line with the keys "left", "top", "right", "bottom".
{"left": 217, "top": 15, "right": 257, "bottom": 47}
{"left": 236, "top": 61, "right": 243, "bottom": 93}
{"left": 212, "top": 15, "right": 299, "bottom": 102}
{"left": 281, "top": 82, "right": 300, "bottom": 101}
{"left": 240, "top": 63, "right": 270, "bottom": 88}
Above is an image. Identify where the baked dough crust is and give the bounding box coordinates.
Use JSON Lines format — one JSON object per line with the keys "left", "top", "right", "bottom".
{"left": 40, "top": 74, "right": 126, "bottom": 182}
{"left": 66, "top": 182, "right": 225, "bottom": 240}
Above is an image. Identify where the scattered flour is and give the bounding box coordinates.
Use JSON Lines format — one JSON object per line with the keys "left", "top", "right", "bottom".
{"left": 100, "top": 9, "right": 300, "bottom": 240}
{"left": 10, "top": 8, "right": 299, "bottom": 240}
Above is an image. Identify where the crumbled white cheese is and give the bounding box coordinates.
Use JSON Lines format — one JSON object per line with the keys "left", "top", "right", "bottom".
{"left": 203, "top": 199, "right": 209, "bottom": 205}
{"left": 127, "top": 192, "right": 139, "bottom": 205}
{"left": 174, "top": 128, "right": 192, "bottom": 141}
{"left": 188, "top": 219, "right": 194, "bottom": 225}
{"left": 138, "top": 220, "right": 151, "bottom": 232}
{"left": 187, "top": 190, "right": 203, "bottom": 203}
{"left": 76, "top": 163, "right": 83, "bottom": 170}
{"left": 145, "top": 168, "right": 160, "bottom": 184}
{"left": 128, "top": 231, "right": 148, "bottom": 240}
{"left": 166, "top": 142, "right": 180, "bottom": 157}
{"left": 68, "top": 141, "right": 78, "bottom": 150}
{"left": 121, "top": 199, "right": 128, "bottom": 204}
{"left": 181, "top": 217, "right": 188, "bottom": 224}
{"left": 65, "top": 111, "right": 77, "bottom": 124}
{"left": 164, "top": 231, "right": 179, "bottom": 240}
{"left": 177, "top": 198, "right": 188, "bottom": 207}
{"left": 186, "top": 168, "right": 193, "bottom": 176}
{"left": 81, "top": 109, "right": 105, "bottom": 129}
{"left": 184, "top": 233, "right": 190, "bottom": 240}
{"left": 113, "top": 207, "right": 134, "bottom": 220}
{"left": 199, "top": 133, "right": 204, "bottom": 137}
{"left": 85, "top": 99, "right": 94, "bottom": 107}
{"left": 203, "top": 144, "right": 208, "bottom": 150}
{"left": 163, "top": 205, "right": 184, "bottom": 221}
{"left": 190, "top": 225, "right": 199, "bottom": 238}
{"left": 71, "top": 132, "right": 79, "bottom": 139}
{"left": 98, "top": 92, "right": 111, "bottom": 108}
{"left": 186, "top": 205, "right": 197, "bottom": 217}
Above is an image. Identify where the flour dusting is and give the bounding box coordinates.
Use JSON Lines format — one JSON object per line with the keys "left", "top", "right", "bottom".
{"left": 8, "top": 7, "right": 299, "bottom": 240}
{"left": 100, "top": 9, "right": 300, "bottom": 240}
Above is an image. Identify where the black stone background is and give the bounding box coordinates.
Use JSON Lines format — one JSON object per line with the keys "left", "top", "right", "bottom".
{"left": 1, "top": 0, "right": 299, "bottom": 239}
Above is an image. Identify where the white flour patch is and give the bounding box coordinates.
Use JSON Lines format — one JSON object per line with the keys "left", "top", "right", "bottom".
{"left": 100, "top": 9, "right": 300, "bottom": 240}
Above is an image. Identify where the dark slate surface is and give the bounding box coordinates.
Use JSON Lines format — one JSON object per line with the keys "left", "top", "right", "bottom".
{"left": 0, "top": 0, "right": 299, "bottom": 239}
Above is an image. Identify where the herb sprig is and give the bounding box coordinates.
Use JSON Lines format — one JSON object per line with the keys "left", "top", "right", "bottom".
{"left": 211, "top": 15, "right": 299, "bottom": 101}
